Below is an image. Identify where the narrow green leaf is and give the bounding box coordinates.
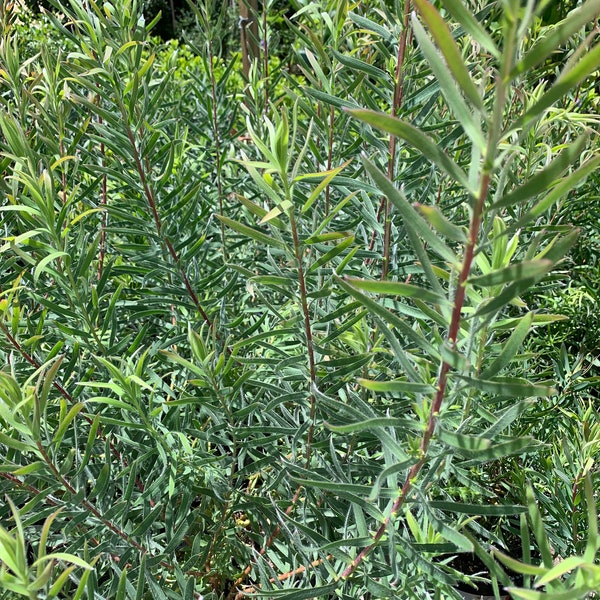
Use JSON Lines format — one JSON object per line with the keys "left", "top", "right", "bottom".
{"left": 337, "top": 277, "right": 440, "bottom": 360}
{"left": 33, "top": 553, "right": 92, "bottom": 570}
{"left": 536, "top": 556, "right": 589, "bottom": 587}
{"left": 458, "top": 375, "right": 555, "bottom": 397}
{"left": 440, "top": 0, "right": 500, "bottom": 59}
{"left": 88, "top": 463, "right": 110, "bottom": 501}
{"left": 512, "top": 155, "right": 600, "bottom": 231}
{"left": 325, "top": 417, "right": 419, "bottom": 433}
{"left": 52, "top": 402, "right": 85, "bottom": 447}
{"left": 412, "top": 11, "right": 483, "bottom": 146}
{"left": 517, "top": 42, "right": 600, "bottom": 131}
{"left": 528, "top": 484, "right": 555, "bottom": 568}
{"left": 308, "top": 235, "right": 355, "bottom": 273}
{"left": 468, "top": 260, "right": 553, "bottom": 287}
{"left": 235, "top": 194, "right": 284, "bottom": 228}
{"left": 345, "top": 277, "right": 449, "bottom": 305}
{"left": 415, "top": 204, "right": 467, "bottom": 242}
{"left": 0, "top": 430, "right": 33, "bottom": 452}
{"left": 348, "top": 12, "right": 395, "bottom": 43}
{"left": 429, "top": 500, "right": 526, "bottom": 516}
{"left": 215, "top": 215, "right": 287, "bottom": 250}
{"left": 583, "top": 474, "right": 598, "bottom": 562}
{"left": 298, "top": 160, "right": 351, "bottom": 213}
{"left": 252, "top": 582, "right": 340, "bottom": 599}
{"left": 414, "top": 0, "right": 484, "bottom": 110}
{"left": 480, "top": 312, "right": 533, "bottom": 379}
{"left": 116, "top": 567, "right": 128, "bottom": 600}
{"left": 349, "top": 110, "right": 473, "bottom": 193}
{"left": 420, "top": 500, "right": 473, "bottom": 551}
{"left": 304, "top": 231, "right": 350, "bottom": 244}
{"left": 305, "top": 87, "right": 358, "bottom": 109}
{"left": 474, "top": 229, "right": 577, "bottom": 318}
{"left": 511, "top": 0, "right": 600, "bottom": 78}
{"left": 33, "top": 251, "right": 69, "bottom": 284}
{"left": 437, "top": 429, "right": 492, "bottom": 452}
{"left": 358, "top": 378, "right": 435, "bottom": 394}
{"left": 131, "top": 503, "right": 163, "bottom": 536}
{"left": 362, "top": 158, "right": 460, "bottom": 265}
{"left": 332, "top": 49, "right": 390, "bottom": 81}
{"left": 492, "top": 549, "right": 546, "bottom": 576}
{"left": 459, "top": 437, "right": 538, "bottom": 464}
{"left": 493, "top": 134, "right": 589, "bottom": 210}
{"left": 507, "top": 588, "right": 589, "bottom": 600}
{"left": 76, "top": 414, "right": 100, "bottom": 475}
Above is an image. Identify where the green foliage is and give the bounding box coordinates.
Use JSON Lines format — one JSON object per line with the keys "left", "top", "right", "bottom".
{"left": 0, "top": 0, "right": 599, "bottom": 599}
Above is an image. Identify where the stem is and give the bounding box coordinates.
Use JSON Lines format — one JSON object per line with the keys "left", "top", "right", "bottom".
{"left": 340, "top": 172, "right": 493, "bottom": 580}
{"left": 207, "top": 38, "right": 227, "bottom": 260}
{"left": 118, "top": 108, "right": 213, "bottom": 330}
{"left": 36, "top": 441, "right": 152, "bottom": 557}
{"left": 227, "top": 484, "right": 305, "bottom": 599}
{"left": 228, "top": 207, "right": 319, "bottom": 596}
{"left": 289, "top": 210, "right": 317, "bottom": 462}
{"left": 369, "top": 0, "right": 412, "bottom": 277}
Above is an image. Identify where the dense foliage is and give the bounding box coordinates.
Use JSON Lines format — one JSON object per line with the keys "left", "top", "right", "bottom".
{"left": 1, "top": 0, "right": 600, "bottom": 599}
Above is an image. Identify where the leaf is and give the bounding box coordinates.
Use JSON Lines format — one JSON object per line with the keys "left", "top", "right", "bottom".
{"left": 345, "top": 277, "right": 449, "bottom": 305}
{"left": 332, "top": 49, "right": 391, "bottom": 81}
{"left": 429, "top": 500, "right": 526, "bottom": 516}
{"left": 325, "top": 417, "right": 420, "bottom": 434}
{"left": 437, "top": 429, "right": 491, "bottom": 452}
{"left": 236, "top": 194, "right": 286, "bottom": 229}
{"left": 511, "top": 155, "right": 600, "bottom": 231}
{"left": 492, "top": 134, "right": 590, "bottom": 210}
{"left": 492, "top": 549, "right": 546, "bottom": 576}
{"left": 480, "top": 312, "right": 533, "bottom": 379}
{"left": 307, "top": 234, "right": 355, "bottom": 273}
{"left": 52, "top": 402, "right": 85, "bottom": 447}
{"left": 33, "top": 251, "right": 69, "bottom": 284}
{"left": 32, "top": 552, "right": 92, "bottom": 570}
{"left": 358, "top": 378, "right": 435, "bottom": 394}
{"left": 420, "top": 500, "right": 473, "bottom": 551}
{"left": 297, "top": 160, "right": 351, "bottom": 213}
{"left": 252, "top": 582, "right": 340, "bottom": 598}
{"left": 0, "top": 430, "right": 33, "bottom": 452}
{"left": 511, "top": 0, "right": 600, "bottom": 79}
{"left": 458, "top": 437, "right": 538, "bottom": 465}
{"left": 348, "top": 12, "right": 395, "bottom": 43}
{"left": 337, "top": 276, "right": 441, "bottom": 360}
{"left": 536, "top": 556, "right": 589, "bottom": 587}
{"left": 415, "top": 204, "right": 467, "bottom": 242}
{"left": 348, "top": 110, "right": 473, "bottom": 193}
{"left": 457, "top": 375, "right": 556, "bottom": 397}
{"left": 414, "top": 0, "right": 484, "bottom": 111}
{"left": 440, "top": 0, "right": 500, "bottom": 59}
{"left": 507, "top": 588, "right": 590, "bottom": 600}
{"left": 516, "top": 42, "right": 600, "bottom": 131}
{"left": 468, "top": 260, "right": 553, "bottom": 287}
{"left": 215, "top": 215, "right": 287, "bottom": 250}
{"left": 361, "top": 157, "right": 460, "bottom": 265}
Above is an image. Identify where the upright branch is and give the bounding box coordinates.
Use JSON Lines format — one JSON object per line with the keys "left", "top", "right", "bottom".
{"left": 117, "top": 102, "right": 214, "bottom": 330}
{"left": 341, "top": 168, "right": 492, "bottom": 579}
{"left": 369, "top": 0, "right": 412, "bottom": 277}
